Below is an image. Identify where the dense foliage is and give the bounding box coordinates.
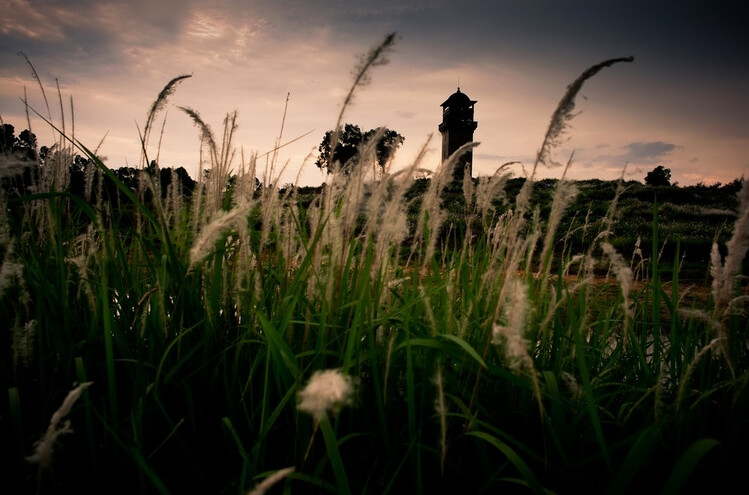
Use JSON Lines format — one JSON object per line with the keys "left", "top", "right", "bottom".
{"left": 314, "top": 123, "right": 404, "bottom": 176}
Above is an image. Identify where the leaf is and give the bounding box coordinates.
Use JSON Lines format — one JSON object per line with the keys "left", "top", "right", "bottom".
{"left": 659, "top": 439, "right": 720, "bottom": 495}
{"left": 467, "top": 430, "right": 547, "bottom": 495}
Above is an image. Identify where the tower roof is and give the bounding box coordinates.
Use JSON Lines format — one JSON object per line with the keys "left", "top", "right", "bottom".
{"left": 440, "top": 87, "right": 476, "bottom": 107}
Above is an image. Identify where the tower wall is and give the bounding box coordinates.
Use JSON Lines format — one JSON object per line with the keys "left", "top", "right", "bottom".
{"left": 439, "top": 88, "right": 477, "bottom": 181}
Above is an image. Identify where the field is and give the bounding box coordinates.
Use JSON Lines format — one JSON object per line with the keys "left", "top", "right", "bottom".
{"left": 2, "top": 50, "right": 748, "bottom": 495}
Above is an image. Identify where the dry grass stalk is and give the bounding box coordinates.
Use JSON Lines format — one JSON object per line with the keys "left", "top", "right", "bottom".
{"left": 364, "top": 154, "right": 424, "bottom": 276}
{"left": 491, "top": 55, "right": 628, "bottom": 281}
{"left": 142, "top": 74, "right": 191, "bottom": 165}
{"left": 180, "top": 108, "right": 238, "bottom": 220}
{"left": 18, "top": 52, "right": 50, "bottom": 125}
{"left": 675, "top": 337, "right": 723, "bottom": 412}
{"left": 414, "top": 141, "right": 478, "bottom": 266}
{"left": 537, "top": 156, "right": 578, "bottom": 286}
{"left": 473, "top": 163, "right": 512, "bottom": 221}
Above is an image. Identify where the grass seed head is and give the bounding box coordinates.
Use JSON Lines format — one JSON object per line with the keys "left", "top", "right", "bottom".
{"left": 298, "top": 369, "right": 354, "bottom": 421}
{"left": 492, "top": 279, "right": 531, "bottom": 370}
{"left": 27, "top": 381, "right": 93, "bottom": 469}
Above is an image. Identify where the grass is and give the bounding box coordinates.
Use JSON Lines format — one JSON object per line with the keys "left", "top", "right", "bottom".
{"left": 1, "top": 36, "right": 748, "bottom": 494}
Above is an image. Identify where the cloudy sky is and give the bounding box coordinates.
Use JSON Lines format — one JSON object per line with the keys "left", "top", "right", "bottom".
{"left": 1, "top": 0, "right": 747, "bottom": 186}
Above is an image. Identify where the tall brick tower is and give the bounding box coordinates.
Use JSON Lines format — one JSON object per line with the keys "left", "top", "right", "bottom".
{"left": 438, "top": 87, "right": 478, "bottom": 182}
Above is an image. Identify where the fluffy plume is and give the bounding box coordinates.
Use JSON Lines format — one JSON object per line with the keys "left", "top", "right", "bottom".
{"left": 246, "top": 467, "right": 295, "bottom": 495}
{"left": 559, "top": 371, "right": 583, "bottom": 404}
{"left": 538, "top": 170, "right": 578, "bottom": 280}
{"left": 189, "top": 201, "right": 253, "bottom": 266}
{"left": 601, "top": 242, "right": 634, "bottom": 319}
{"left": 298, "top": 369, "right": 353, "bottom": 421}
{"left": 178, "top": 106, "right": 219, "bottom": 165}
{"left": 492, "top": 279, "right": 531, "bottom": 369}
{"left": 676, "top": 338, "right": 723, "bottom": 411}
{"left": 12, "top": 319, "right": 36, "bottom": 371}
{"left": 143, "top": 74, "right": 192, "bottom": 148}
{"left": 336, "top": 32, "right": 397, "bottom": 127}
{"left": 710, "top": 179, "right": 749, "bottom": 314}
{"left": 536, "top": 57, "right": 634, "bottom": 168}
{"left": 27, "top": 382, "right": 93, "bottom": 468}
{"left": 0, "top": 258, "right": 23, "bottom": 298}
{"left": 492, "top": 278, "right": 544, "bottom": 417}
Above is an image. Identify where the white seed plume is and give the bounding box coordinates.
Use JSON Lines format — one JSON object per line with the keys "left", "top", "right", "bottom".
{"left": 492, "top": 278, "right": 531, "bottom": 370}
{"left": 601, "top": 242, "right": 634, "bottom": 319}
{"left": 12, "top": 319, "right": 36, "bottom": 370}
{"left": 710, "top": 179, "right": 749, "bottom": 314}
{"left": 537, "top": 163, "right": 578, "bottom": 280}
{"left": 245, "top": 467, "right": 295, "bottom": 495}
{"left": 298, "top": 369, "right": 353, "bottom": 421}
{"left": 559, "top": 371, "right": 583, "bottom": 403}
{"left": 189, "top": 200, "right": 253, "bottom": 266}
{"left": 27, "top": 381, "right": 93, "bottom": 468}
{"left": 0, "top": 258, "right": 23, "bottom": 298}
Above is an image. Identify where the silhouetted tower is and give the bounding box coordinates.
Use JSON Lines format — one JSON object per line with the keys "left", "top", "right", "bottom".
{"left": 439, "top": 87, "right": 478, "bottom": 182}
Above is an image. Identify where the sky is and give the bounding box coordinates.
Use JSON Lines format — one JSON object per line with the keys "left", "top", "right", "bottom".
{"left": 1, "top": 0, "right": 747, "bottom": 187}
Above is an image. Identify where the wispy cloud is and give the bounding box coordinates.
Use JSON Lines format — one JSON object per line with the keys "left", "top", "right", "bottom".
{"left": 620, "top": 141, "right": 677, "bottom": 164}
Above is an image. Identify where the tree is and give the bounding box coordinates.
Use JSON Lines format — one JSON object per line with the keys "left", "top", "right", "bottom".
{"left": 645, "top": 165, "right": 671, "bottom": 187}
{"left": 0, "top": 123, "right": 37, "bottom": 161}
{"left": 315, "top": 123, "right": 404, "bottom": 175}
{"left": 0, "top": 123, "right": 15, "bottom": 153}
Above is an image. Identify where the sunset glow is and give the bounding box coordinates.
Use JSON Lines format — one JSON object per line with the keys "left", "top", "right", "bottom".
{"left": 1, "top": 0, "right": 746, "bottom": 186}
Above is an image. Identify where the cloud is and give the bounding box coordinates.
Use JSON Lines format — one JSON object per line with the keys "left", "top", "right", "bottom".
{"left": 578, "top": 141, "right": 678, "bottom": 170}
{"left": 620, "top": 141, "right": 676, "bottom": 164}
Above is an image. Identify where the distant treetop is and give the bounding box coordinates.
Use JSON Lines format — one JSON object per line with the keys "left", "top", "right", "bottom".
{"left": 645, "top": 165, "right": 672, "bottom": 187}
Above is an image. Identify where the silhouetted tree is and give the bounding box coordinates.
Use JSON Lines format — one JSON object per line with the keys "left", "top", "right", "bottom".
{"left": 0, "top": 124, "right": 37, "bottom": 161}
{"left": 645, "top": 165, "right": 672, "bottom": 187}
{"left": 160, "top": 166, "right": 196, "bottom": 197}
{"left": 315, "top": 123, "right": 404, "bottom": 175}
{"left": 721, "top": 177, "right": 744, "bottom": 195}
{"left": 0, "top": 123, "right": 16, "bottom": 153}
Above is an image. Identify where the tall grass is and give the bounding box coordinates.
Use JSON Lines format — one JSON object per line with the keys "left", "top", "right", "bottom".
{"left": 2, "top": 38, "right": 747, "bottom": 495}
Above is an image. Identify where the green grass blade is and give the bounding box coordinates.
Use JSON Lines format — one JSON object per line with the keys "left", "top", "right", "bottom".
{"left": 659, "top": 439, "right": 720, "bottom": 495}
{"left": 439, "top": 334, "right": 487, "bottom": 369}
{"left": 318, "top": 415, "right": 352, "bottom": 495}
{"left": 222, "top": 417, "right": 250, "bottom": 464}
{"left": 7, "top": 387, "right": 24, "bottom": 458}
{"left": 257, "top": 311, "right": 299, "bottom": 379}
{"left": 467, "top": 430, "right": 546, "bottom": 495}
{"left": 74, "top": 357, "right": 98, "bottom": 480}
{"left": 605, "top": 426, "right": 657, "bottom": 495}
